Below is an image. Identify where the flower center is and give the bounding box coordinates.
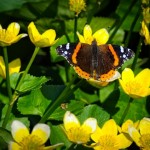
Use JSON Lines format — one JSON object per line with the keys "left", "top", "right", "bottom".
{"left": 19, "top": 135, "right": 44, "bottom": 150}
{"left": 125, "top": 81, "right": 147, "bottom": 98}
{"left": 67, "top": 127, "right": 91, "bottom": 144}
{"left": 140, "top": 134, "right": 150, "bottom": 150}
{"left": 94, "top": 135, "right": 119, "bottom": 150}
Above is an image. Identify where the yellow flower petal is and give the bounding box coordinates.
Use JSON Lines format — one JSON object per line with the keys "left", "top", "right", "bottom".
{"left": 93, "top": 28, "right": 109, "bottom": 45}
{"left": 11, "top": 120, "right": 29, "bottom": 143}
{"left": 42, "top": 29, "right": 57, "bottom": 45}
{"left": 76, "top": 31, "right": 85, "bottom": 43}
{"left": 63, "top": 111, "right": 80, "bottom": 131}
{"left": 121, "top": 120, "right": 134, "bottom": 133}
{"left": 0, "top": 56, "right": 6, "bottom": 78}
{"left": 139, "top": 118, "right": 150, "bottom": 135}
{"left": 9, "top": 141, "right": 20, "bottom": 150}
{"left": 0, "top": 22, "right": 27, "bottom": 47}
{"left": 28, "top": 22, "right": 41, "bottom": 44}
{"left": 77, "top": 24, "right": 109, "bottom": 45}
{"left": 116, "top": 133, "right": 132, "bottom": 149}
{"left": 9, "top": 58, "right": 21, "bottom": 75}
{"left": 128, "top": 125, "right": 141, "bottom": 146}
{"left": 91, "top": 126, "right": 102, "bottom": 143}
{"left": 7, "top": 22, "right": 20, "bottom": 36}
{"left": 81, "top": 118, "right": 97, "bottom": 133}
{"left": 28, "top": 22, "right": 57, "bottom": 47}
{"left": 31, "top": 123, "right": 50, "bottom": 145}
{"left": 121, "top": 68, "right": 134, "bottom": 82}
{"left": 101, "top": 119, "right": 118, "bottom": 136}
{"left": 119, "top": 68, "right": 150, "bottom": 98}
{"left": 134, "top": 68, "right": 150, "bottom": 88}
{"left": 140, "top": 21, "right": 150, "bottom": 45}
{"left": 83, "top": 25, "right": 93, "bottom": 42}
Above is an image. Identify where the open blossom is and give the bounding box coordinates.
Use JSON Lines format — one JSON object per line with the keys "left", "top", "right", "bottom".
{"left": 28, "top": 22, "right": 58, "bottom": 47}
{"left": 119, "top": 68, "right": 150, "bottom": 99}
{"left": 128, "top": 117, "right": 150, "bottom": 150}
{"left": 0, "top": 22, "right": 27, "bottom": 47}
{"left": 77, "top": 24, "right": 109, "bottom": 45}
{"left": 91, "top": 119, "right": 132, "bottom": 150}
{"left": 63, "top": 111, "right": 97, "bottom": 144}
{"left": 9, "top": 120, "right": 63, "bottom": 150}
{"left": 0, "top": 56, "right": 21, "bottom": 79}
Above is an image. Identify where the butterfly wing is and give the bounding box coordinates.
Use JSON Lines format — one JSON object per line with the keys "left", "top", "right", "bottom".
{"left": 95, "top": 44, "right": 134, "bottom": 81}
{"left": 56, "top": 43, "right": 93, "bottom": 79}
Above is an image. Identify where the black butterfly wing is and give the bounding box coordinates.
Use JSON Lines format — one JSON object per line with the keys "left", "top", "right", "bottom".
{"left": 56, "top": 43, "right": 93, "bottom": 79}
{"left": 95, "top": 44, "right": 134, "bottom": 81}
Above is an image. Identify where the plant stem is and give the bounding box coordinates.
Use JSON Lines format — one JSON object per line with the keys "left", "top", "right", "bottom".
{"left": 119, "top": 97, "right": 133, "bottom": 125}
{"left": 124, "top": 6, "right": 141, "bottom": 47}
{"left": 2, "top": 47, "right": 13, "bottom": 128}
{"left": 3, "top": 47, "right": 12, "bottom": 102}
{"left": 108, "top": 0, "right": 137, "bottom": 43}
{"left": 2, "top": 46, "right": 40, "bottom": 128}
{"left": 14, "top": 47, "right": 40, "bottom": 92}
{"left": 40, "top": 77, "right": 83, "bottom": 123}
{"left": 131, "top": 37, "right": 142, "bottom": 71}
{"left": 74, "top": 15, "right": 78, "bottom": 42}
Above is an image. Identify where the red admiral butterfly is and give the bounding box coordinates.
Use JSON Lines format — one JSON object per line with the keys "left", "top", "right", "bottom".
{"left": 56, "top": 40, "right": 134, "bottom": 82}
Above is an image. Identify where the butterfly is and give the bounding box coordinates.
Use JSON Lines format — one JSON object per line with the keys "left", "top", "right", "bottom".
{"left": 56, "top": 40, "right": 134, "bottom": 82}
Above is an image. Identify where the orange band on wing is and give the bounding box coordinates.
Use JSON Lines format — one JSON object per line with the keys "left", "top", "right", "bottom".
{"left": 74, "top": 66, "right": 90, "bottom": 79}
{"left": 72, "top": 43, "right": 81, "bottom": 64}
{"left": 100, "top": 70, "right": 115, "bottom": 81}
{"left": 108, "top": 44, "right": 119, "bottom": 66}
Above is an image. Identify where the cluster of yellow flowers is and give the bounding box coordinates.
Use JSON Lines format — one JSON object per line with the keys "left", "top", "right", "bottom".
{"left": 9, "top": 112, "right": 150, "bottom": 150}
{"left": 63, "top": 111, "right": 150, "bottom": 150}
{"left": 0, "top": 22, "right": 58, "bottom": 79}
{"left": 0, "top": 22, "right": 150, "bottom": 98}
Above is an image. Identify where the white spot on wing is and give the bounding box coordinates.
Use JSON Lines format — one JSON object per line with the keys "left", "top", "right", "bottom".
{"left": 66, "top": 43, "right": 70, "bottom": 50}
{"left": 120, "top": 46, "right": 124, "bottom": 53}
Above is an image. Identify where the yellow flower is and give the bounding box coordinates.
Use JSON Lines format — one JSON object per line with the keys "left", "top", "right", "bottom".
{"left": 69, "top": 0, "right": 86, "bottom": 16}
{"left": 28, "top": 22, "right": 58, "bottom": 47}
{"left": 0, "top": 56, "right": 21, "bottom": 79}
{"left": 140, "top": 21, "right": 150, "bottom": 45}
{"left": 119, "top": 68, "right": 150, "bottom": 99}
{"left": 118, "top": 119, "right": 139, "bottom": 134}
{"left": 9, "top": 120, "right": 63, "bottom": 150}
{"left": 0, "top": 22, "right": 27, "bottom": 47}
{"left": 63, "top": 111, "right": 97, "bottom": 144}
{"left": 91, "top": 119, "right": 132, "bottom": 150}
{"left": 128, "top": 117, "right": 150, "bottom": 150}
{"left": 77, "top": 24, "right": 109, "bottom": 45}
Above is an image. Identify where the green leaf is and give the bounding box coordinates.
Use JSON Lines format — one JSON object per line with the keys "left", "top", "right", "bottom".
{"left": 74, "top": 88, "right": 99, "bottom": 104}
{"left": 116, "top": 0, "right": 142, "bottom": 32}
{"left": 0, "top": 105, "right": 30, "bottom": 130}
{"left": 49, "top": 123, "right": 72, "bottom": 149}
{"left": 110, "top": 29, "right": 125, "bottom": 45}
{"left": 49, "top": 100, "right": 85, "bottom": 121}
{"left": 17, "top": 84, "right": 65, "bottom": 116}
{"left": 78, "top": 104, "right": 110, "bottom": 127}
{"left": 10, "top": 73, "right": 49, "bottom": 93}
{"left": 99, "top": 82, "right": 117, "bottom": 103}
{"left": 17, "top": 89, "right": 50, "bottom": 116}
{"left": 0, "top": 0, "right": 26, "bottom": 12}
{"left": 65, "top": 17, "right": 115, "bottom": 34}
{"left": 0, "top": 128, "right": 13, "bottom": 144}
{"left": 113, "top": 89, "right": 150, "bottom": 123}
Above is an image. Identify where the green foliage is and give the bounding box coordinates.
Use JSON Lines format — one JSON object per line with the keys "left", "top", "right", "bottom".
{"left": 0, "top": 0, "right": 149, "bottom": 149}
